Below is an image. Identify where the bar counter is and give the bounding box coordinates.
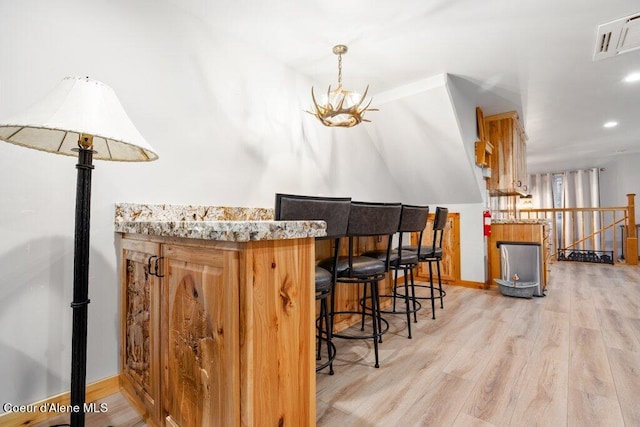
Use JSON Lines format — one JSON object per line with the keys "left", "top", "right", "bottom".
{"left": 115, "top": 203, "right": 325, "bottom": 426}
{"left": 114, "top": 202, "right": 326, "bottom": 240}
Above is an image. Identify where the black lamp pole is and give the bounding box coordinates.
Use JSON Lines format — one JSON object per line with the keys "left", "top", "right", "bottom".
{"left": 70, "top": 136, "right": 95, "bottom": 427}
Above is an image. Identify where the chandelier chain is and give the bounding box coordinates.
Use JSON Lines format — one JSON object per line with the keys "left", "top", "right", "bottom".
{"left": 337, "top": 53, "right": 343, "bottom": 86}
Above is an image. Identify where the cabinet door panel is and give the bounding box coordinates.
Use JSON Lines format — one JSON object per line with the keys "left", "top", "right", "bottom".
{"left": 121, "top": 239, "right": 161, "bottom": 421}
{"left": 516, "top": 127, "right": 528, "bottom": 192}
{"left": 163, "top": 245, "right": 240, "bottom": 427}
{"left": 485, "top": 111, "right": 528, "bottom": 195}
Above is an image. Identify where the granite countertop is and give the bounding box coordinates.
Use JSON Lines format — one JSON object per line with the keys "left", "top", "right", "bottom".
{"left": 114, "top": 203, "right": 327, "bottom": 242}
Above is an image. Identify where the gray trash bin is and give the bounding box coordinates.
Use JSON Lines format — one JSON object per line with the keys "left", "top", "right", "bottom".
{"left": 495, "top": 241, "right": 544, "bottom": 298}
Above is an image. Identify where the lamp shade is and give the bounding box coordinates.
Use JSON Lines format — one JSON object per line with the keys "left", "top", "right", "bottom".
{"left": 0, "top": 76, "right": 158, "bottom": 161}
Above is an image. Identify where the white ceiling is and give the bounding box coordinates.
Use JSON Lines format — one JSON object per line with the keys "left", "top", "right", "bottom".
{"left": 168, "top": 0, "right": 640, "bottom": 174}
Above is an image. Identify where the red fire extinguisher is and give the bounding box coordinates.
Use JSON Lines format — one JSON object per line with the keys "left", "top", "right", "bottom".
{"left": 483, "top": 210, "right": 492, "bottom": 236}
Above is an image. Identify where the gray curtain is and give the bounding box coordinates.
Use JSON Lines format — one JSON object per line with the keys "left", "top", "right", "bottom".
{"left": 528, "top": 168, "right": 600, "bottom": 251}
{"left": 529, "top": 173, "right": 554, "bottom": 209}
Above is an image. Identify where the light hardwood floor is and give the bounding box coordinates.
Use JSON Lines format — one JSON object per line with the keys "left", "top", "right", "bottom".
{"left": 316, "top": 261, "right": 640, "bottom": 426}
{"left": 34, "top": 261, "right": 640, "bottom": 426}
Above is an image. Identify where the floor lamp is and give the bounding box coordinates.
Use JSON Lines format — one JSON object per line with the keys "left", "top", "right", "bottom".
{"left": 0, "top": 76, "right": 158, "bottom": 426}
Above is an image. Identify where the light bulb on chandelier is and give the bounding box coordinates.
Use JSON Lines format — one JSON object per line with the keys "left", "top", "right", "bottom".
{"left": 308, "top": 45, "right": 377, "bottom": 127}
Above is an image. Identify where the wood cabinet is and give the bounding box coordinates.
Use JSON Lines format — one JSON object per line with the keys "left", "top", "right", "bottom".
{"left": 119, "top": 235, "right": 315, "bottom": 426}
{"left": 486, "top": 222, "right": 550, "bottom": 290}
{"left": 485, "top": 111, "right": 529, "bottom": 195}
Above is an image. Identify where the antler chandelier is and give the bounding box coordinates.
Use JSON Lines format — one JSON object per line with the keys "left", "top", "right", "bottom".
{"left": 308, "top": 45, "right": 377, "bottom": 127}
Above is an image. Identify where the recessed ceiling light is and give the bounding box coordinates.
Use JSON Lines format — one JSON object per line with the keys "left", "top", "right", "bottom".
{"left": 624, "top": 72, "right": 640, "bottom": 83}
{"left": 603, "top": 121, "right": 618, "bottom": 128}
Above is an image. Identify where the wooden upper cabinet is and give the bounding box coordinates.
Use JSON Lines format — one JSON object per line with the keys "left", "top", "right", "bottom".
{"left": 485, "top": 111, "right": 529, "bottom": 195}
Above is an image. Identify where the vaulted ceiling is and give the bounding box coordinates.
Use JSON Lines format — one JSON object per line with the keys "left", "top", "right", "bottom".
{"left": 168, "top": 0, "right": 640, "bottom": 174}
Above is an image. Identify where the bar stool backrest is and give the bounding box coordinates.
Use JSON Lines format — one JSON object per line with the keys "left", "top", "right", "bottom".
{"left": 398, "top": 205, "right": 429, "bottom": 258}
{"left": 274, "top": 193, "right": 351, "bottom": 240}
{"left": 346, "top": 201, "right": 402, "bottom": 237}
{"left": 346, "top": 201, "right": 402, "bottom": 273}
{"left": 431, "top": 207, "right": 449, "bottom": 257}
{"left": 398, "top": 205, "right": 430, "bottom": 233}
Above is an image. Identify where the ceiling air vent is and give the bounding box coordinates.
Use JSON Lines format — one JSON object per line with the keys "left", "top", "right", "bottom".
{"left": 593, "top": 12, "right": 640, "bottom": 61}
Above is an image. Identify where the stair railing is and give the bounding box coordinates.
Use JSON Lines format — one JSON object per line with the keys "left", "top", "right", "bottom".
{"left": 518, "top": 193, "right": 637, "bottom": 265}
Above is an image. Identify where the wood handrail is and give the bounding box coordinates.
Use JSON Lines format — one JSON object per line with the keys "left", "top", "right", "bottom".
{"left": 518, "top": 194, "right": 637, "bottom": 265}
{"left": 522, "top": 206, "right": 628, "bottom": 213}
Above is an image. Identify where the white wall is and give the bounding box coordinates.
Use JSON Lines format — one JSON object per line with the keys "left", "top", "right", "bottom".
{"left": 600, "top": 154, "right": 640, "bottom": 218}
{"left": 599, "top": 154, "right": 640, "bottom": 237}
{"left": 446, "top": 76, "right": 494, "bottom": 284}
{"left": 0, "top": 0, "right": 489, "bottom": 407}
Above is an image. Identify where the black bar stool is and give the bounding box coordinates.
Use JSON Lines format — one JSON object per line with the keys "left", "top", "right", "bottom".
{"left": 320, "top": 201, "right": 401, "bottom": 368}
{"left": 363, "top": 204, "right": 429, "bottom": 338}
{"left": 274, "top": 193, "right": 351, "bottom": 374}
{"left": 403, "top": 206, "right": 449, "bottom": 319}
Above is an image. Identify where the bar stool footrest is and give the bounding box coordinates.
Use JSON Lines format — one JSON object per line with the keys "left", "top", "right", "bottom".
{"left": 315, "top": 339, "right": 336, "bottom": 373}
{"left": 395, "top": 283, "right": 446, "bottom": 301}
{"left": 332, "top": 310, "right": 389, "bottom": 339}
